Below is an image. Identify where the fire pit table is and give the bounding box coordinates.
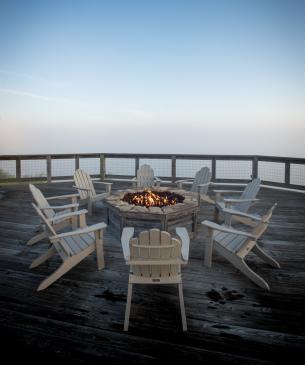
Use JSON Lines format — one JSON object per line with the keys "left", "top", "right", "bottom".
{"left": 104, "top": 187, "right": 199, "bottom": 238}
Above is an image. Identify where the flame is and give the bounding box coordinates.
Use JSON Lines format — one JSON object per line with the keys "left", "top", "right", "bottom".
{"left": 122, "top": 189, "right": 184, "bottom": 208}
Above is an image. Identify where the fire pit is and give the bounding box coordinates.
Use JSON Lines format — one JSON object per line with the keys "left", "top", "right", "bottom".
{"left": 122, "top": 190, "right": 185, "bottom": 208}
{"left": 104, "top": 187, "right": 199, "bottom": 238}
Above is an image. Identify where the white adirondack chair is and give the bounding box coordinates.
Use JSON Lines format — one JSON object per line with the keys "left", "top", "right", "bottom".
{"left": 74, "top": 169, "right": 112, "bottom": 215}
{"left": 31, "top": 203, "right": 107, "bottom": 291}
{"left": 214, "top": 178, "right": 261, "bottom": 226}
{"left": 28, "top": 184, "right": 84, "bottom": 246}
{"left": 202, "top": 204, "right": 280, "bottom": 290}
{"left": 121, "top": 227, "right": 190, "bottom": 331}
{"left": 176, "top": 167, "right": 214, "bottom": 204}
{"left": 132, "top": 164, "right": 161, "bottom": 189}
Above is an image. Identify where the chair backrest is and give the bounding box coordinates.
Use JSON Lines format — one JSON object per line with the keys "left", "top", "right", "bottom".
{"left": 32, "top": 202, "right": 57, "bottom": 235}
{"left": 252, "top": 203, "right": 277, "bottom": 239}
{"left": 29, "top": 184, "right": 55, "bottom": 219}
{"left": 129, "top": 229, "right": 182, "bottom": 279}
{"left": 32, "top": 203, "right": 73, "bottom": 258}
{"left": 235, "top": 178, "right": 261, "bottom": 212}
{"left": 190, "top": 167, "right": 211, "bottom": 194}
{"left": 136, "top": 164, "right": 155, "bottom": 188}
{"left": 74, "top": 169, "right": 96, "bottom": 199}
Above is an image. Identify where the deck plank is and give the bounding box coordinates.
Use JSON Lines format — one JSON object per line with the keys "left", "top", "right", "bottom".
{"left": 0, "top": 181, "right": 305, "bottom": 364}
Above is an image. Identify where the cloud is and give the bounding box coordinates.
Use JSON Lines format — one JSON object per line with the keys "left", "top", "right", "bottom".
{"left": 0, "top": 88, "right": 88, "bottom": 106}
{"left": 0, "top": 69, "right": 65, "bottom": 86}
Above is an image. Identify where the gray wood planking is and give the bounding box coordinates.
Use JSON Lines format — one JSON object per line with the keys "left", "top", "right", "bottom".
{"left": 0, "top": 181, "right": 305, "bottom": 364}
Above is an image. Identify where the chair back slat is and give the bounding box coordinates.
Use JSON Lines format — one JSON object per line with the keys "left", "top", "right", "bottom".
{"left": 32, "top": 203, "right": 57, "bottom": 236}
{"left": 190, "top": 167, "right": 211, "bottom": 194}
{"left": 136, "top": 164, "right": 155, "bottom": 188}
{"left": 160, "top": 231, "right": 172, "bottom": 277}
{"left": 130, "top": 237, "right": 141, "bottom": 275}
{"left": 149, "top": 229, "right": 161, "bottom": 277}
{"left": 74, "top": 169, "right": 96, "bottom": 199}
{"left": 29, "top": 184, "right": 55, "bottom": 219}
{"left": 130, "top": 229, "right": 181, "bottom": 278}
{"left": 139, "top": 230, "right": 150, "bottom": 276}
{"left": 235, "top": 178, "right": 261, "bottom": 212}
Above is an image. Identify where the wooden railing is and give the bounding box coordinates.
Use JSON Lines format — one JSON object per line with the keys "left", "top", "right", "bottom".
{"left": 0, "top": 153, "right": 305, "bottom": 190}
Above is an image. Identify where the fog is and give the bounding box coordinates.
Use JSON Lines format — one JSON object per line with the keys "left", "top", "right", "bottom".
{"left": 1, "top": 0, "right": 305, "bottom": 157}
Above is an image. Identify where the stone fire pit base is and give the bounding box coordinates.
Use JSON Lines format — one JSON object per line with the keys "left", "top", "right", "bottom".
{"left": 104, "top": 187, "right": 199, "bottom": 238}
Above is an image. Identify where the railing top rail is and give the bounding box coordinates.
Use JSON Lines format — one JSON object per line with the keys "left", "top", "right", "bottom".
{"left": 0, "top": 153, "right": 305, "bottom": 163}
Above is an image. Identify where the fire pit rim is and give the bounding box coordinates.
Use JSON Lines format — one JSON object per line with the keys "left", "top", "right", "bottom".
{"left": 104, "top": 187, "right": 198, "bottom": 215}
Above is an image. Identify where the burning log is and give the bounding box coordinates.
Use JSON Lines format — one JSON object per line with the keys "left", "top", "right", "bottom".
{"left": 122, "top": 189, "right": 184, "bottom": 208}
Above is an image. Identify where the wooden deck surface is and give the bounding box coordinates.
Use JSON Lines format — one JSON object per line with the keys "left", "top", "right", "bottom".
{"left": 0, "top": 181, "right": 305, "bottom": 364}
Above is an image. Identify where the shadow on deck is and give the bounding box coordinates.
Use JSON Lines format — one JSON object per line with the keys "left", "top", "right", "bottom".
{"left": 0, "top": 181, "right": 305, "bottom": 364}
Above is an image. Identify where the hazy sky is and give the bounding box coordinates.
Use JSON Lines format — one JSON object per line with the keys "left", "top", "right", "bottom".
{"left": 0, "top": 0, "right": 305, "bottom": 156}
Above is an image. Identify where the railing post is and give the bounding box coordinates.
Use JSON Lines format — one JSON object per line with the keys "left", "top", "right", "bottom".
{"left": 135, "top": 157, "right": 139, "bottom": 176}
{"left": 285, "top": 161, "right": 290, "bottom": 187}
{"left": 75, "top": 155, "right": 79, "bottom": 170}
{"left": 100, "top": 154, "right": 105, "bottom": 180}
{"left": 211, "top": 157, "right": 216, "bottom": 181}
{"left": 171, "top": 156, "right": 176, "bottom": 183}
{"left": 16, "top": 157, "right": 21, "bottom": 181}
{"left": 46, "top": 156, "right": 52, "bottom": 183}
{"left": 252, "top": 156, "right": 258, "bottom": 179}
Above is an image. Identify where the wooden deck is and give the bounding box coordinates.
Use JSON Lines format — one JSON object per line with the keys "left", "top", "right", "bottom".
{"left": 0, "top": 181, "right": 305, "bottom": 364}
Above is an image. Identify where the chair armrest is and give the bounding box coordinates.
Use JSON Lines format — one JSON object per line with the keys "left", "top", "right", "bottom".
{"left": 223, "top": 198, "right": 259, "bottom": 204}
{"left": 94, "top": 182, "right": 112, "bottom": 192}
{"left": 121, "top": 227, "right": 134, "bottom": 261}
{"left": 154, "top": 177, "right": 162, "bottom": 186}
{"left": 50, "top": 222, "right": 107, "bottom": 240}
{"left": 201, "top": 220, "right": 256, "bottom": 238}
{"left": 94, "top": 181, "right": 112, "bottom": 186}
{"left": 73, "top": 185, "right": 91, "bottom": 191}
{"left": 48, "top": 209, "right": 88, "bottom": 224}
{"left": 197, "top": 183, "right": 210, "bottom": 193}
{"left": 176, "top": 179, "right": 194, "bottom": 189}
{"left": 154, "top": 177, "right": 161, "bottom": 182}
{"left": 222, "top": 208, "right": 261, "bottom": 221}
{"left": 46, "top": 193, "right": 80, "bottom": 200}
{"left": 92, "top": 192, "right": 110, "bottom": 202}
{"left": 42, "top": 203, "right": 79, "bottom": 211}
{"left": 176, "top": 179, "right": 193, "bottom": 184}
{"left": 175, "top": 227, "right": 190, "bottom": 262}
{"left": 197, "top": 183, "right": 210, "bottom": 187}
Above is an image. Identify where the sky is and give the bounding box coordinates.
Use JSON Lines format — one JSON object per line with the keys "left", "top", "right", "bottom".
{"left": 0, "top": 0, "right": 305, "bottom": 156}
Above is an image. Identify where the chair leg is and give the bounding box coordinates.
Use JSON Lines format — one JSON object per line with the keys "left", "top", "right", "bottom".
{"left": 37, "top": 260, "right": 76, "bottom": 291}
{"left": 30, "top": 246, "right": 56, "bottom": 269}
{"left": 95, "top": 230, "right": 105, "bottom": 270}
{"left": 230, "top": 255, "right": 270, "bottom": 290}
{"left": 252, "top": 244, "right": 280, "bottom": 268}
{"left": 124, "top": 282, "right": 133, "bottom": 331}
{"left": 88, "top": 200, "right": 93, "bottom": 215}
{"left": 178, "top": 282, "right": 187, "bottom": 331}
{"left": 224, "top": 213, "right": 232, "bottom": 226}
{"left": 27, "top": 231, "right": 47, "bottom": 246}
{"left": 71, "top": 216, "right": 78, "bottom": 230}
{"left": 204, "top": 228, "right": 214, "bottom": 268}
{"left": 214, "top": 206, "right": 219, "bottom": 223}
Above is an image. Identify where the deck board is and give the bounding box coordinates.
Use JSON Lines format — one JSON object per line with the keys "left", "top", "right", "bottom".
{"left": 0, "top": 181, "right": 305, "bottom": 364}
